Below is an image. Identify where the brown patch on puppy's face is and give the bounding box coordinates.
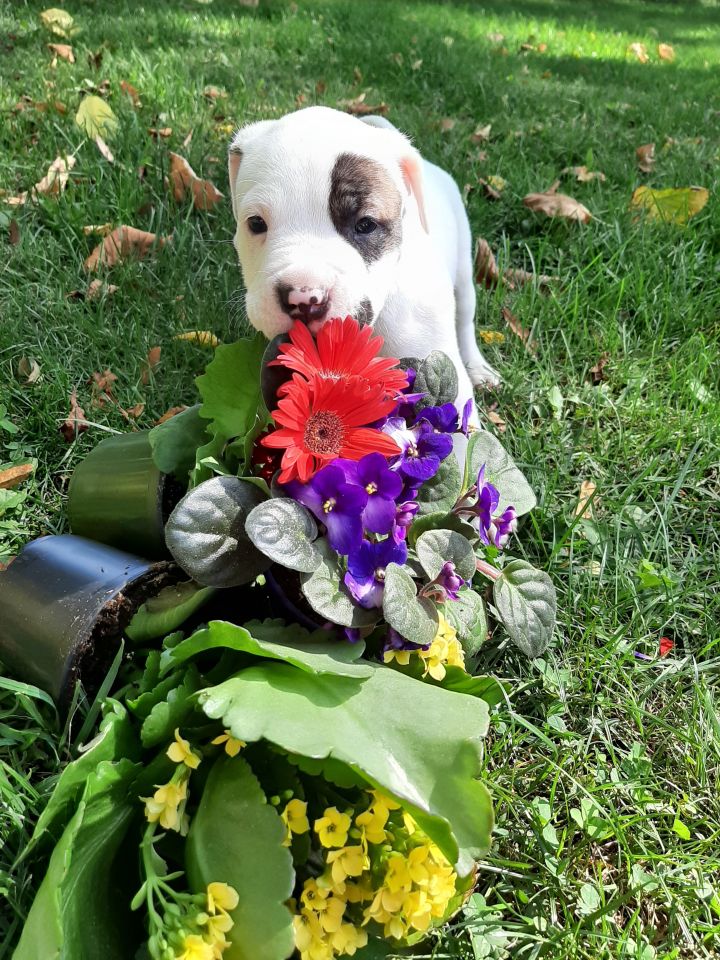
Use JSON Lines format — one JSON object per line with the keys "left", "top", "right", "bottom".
{"left": 329, "top": 153, "right": 402, "bottom": 265}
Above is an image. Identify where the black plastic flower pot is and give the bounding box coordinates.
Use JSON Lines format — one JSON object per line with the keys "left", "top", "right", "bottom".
{"left": 0, "top": 534, "right": 181, "bottom": 707}
{"left": 67, "top": 431, "right": 184, "bottom": 560}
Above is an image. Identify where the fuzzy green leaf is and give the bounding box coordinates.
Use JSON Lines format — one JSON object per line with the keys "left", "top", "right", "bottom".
{"left": 493, "top": 559, "right": 556, "bottom": 657}
{"left": 413, "top": 352, "right": 459, "bottom": 408}
{"left": 416, "top": 529, "right": 476, "bottom": 582}
{"left": 444, "top": 589, "right": 488, "bottom": 655}
{"left": 382, "top": 562, "right": 439, "bottom": 647}
{"left": 416, "top": 454, "right": 462, "bottom": 515}
{"left": 246, "top": 498, "right": 320, "bottom": 573}
{"left": 408, "top": 511, "right": 477, "bottom": 546}
{"left": 465, "top": 431, "right": 536, "bottom": 516}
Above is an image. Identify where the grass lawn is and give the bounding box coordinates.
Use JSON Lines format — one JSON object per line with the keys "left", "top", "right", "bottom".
{"left": 1, "top": 0, "right": 719, "bottom": 956}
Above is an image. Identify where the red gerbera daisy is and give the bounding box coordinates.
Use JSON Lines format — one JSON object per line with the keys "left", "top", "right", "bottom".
{"left": 262, "top": 373, "right": 401, "bottom": 483}
{"left": 271, "top": 316, "right": 409, "bottom": 397}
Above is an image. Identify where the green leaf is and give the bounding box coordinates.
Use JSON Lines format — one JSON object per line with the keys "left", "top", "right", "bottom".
{"left": 408, "top": 511, "right": 477, "bottom": 547}
{"left": 186, "top": 755, "right": 295, "bottom": 960}
{"left": 165, "top": 476, "right": 272, "bottom": 587}
{"left": 125, "top": 580, "right": 215, "bottom": 643}
{"left": 387, "top": 657, "right": 505, "bottom": 707}
{"left": 246, "top": 498, "right": 320, "bottom": 573}
{"left": 149, "top": 405, "right": 209, "bottom": 482}
{"left": 493, "top": 559, "right": 556, "bottom": 657}
{"left": 416, "top": 529, "right": 476, "bottom": 582}
{"left": 199, "top": 662, "right": 493, "bottom": 875}
{"left": 161, "top": 619, "right": 372, "bottom": 679}
{"left": 75, "top": 95, "right": 118, "bottom": 138}
{"left": 416, "top": 453, "right": 462, "bottom": 515}
{"left": 141, "top": 665, "right": 202, "bottom": 748}
{"left": 382, "top": 562, "right": 439, "bottom": 647}
{"left": 444, "top": 589, "right": 488, "bottom": 655}
{"left": 14, "top": 759, "right": 139, "bottom": 960}
{"left": 672, "top": 817, "right": 691, "bottom": 841}
{"left": 465, "top": 431, "right": 536, "bottom": 516}
{"left": 413, "top": 352, "right": 459, "bottom": 408}
{"left": 300, "top": 540, "right": 378, "bottom": 628}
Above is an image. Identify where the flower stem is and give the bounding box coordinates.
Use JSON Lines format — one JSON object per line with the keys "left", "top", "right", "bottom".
{"left": 475, "top": 558, "right": 501, "bottom": 582}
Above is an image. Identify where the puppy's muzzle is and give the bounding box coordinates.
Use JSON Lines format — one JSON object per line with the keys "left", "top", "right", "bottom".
{"left": 277, "top": 283, "right": 330, "bottom": 324}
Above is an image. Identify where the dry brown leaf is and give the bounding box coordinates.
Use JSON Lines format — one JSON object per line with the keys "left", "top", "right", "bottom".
{"left": 121, "top": 402, "right": 145, "bottom": 420}
{"left": 148, "top": 127, "right": 172, "bottom": 139}
{"left": 33, "top": 154, "right": 76, "bottom": 197}
{"left": 439, "top": 117, "right": 456, "bottom": 132}
{"left": 658, "top": 43, "right": 675, "bottom": 62}
{"left": 175, "top": 330, "right": 220, "bottom": 347}
{"left": 4, "top": 192, "right": 28, "bottom": 207}
{"left": 589, "top": 353, "right": 609, "bottom": 385}
{"left": 523, "top": 188, "right": 591, "bottom": 223}
{"left": 17, "top": 357, "right": 41, "bottom": 384}
{"left": 155, "top": 405, "right": 187, "bottom": 425}
{"left": 629, "top": 42, "right": 649, "bottom": 63}
{"left": 60, "top": 388, "right": 88, "bottom": 442}
{"left": 88, "top": 48, "right": 104, "bottom": 70}
{"left": 141, "top": 346, "right": 162, "bottom": 385}
{"left": 203, "top": 85, "right": 228, "bottom": 100}
{"left": 575, "top": 480, "right": 597, "bottom": 519}
{"left": 338, "top": 93, "right": 389, "bottom": 116}
{"left": 86, "top": 279, "right": 119, "bottom": 300}
{"left": 84, "top": 225, "right": 171, "bottom": 271}
{"left": 478, "top": 177, "right": 504, "bottom": 200}
{"left": 562, "top": 165, "right": 606, "bottom": 183}
{"left": 486, "top": 409, "right": 507, "bottom": 433}
{"left": 475, "top": 238, "right": 555, "bottom": 292}
{"left": 8, "top": 219, "right": 20, "bottom": 245}
{"left": 182, "top": 129, "right": 194, "bottom": 149}
{"left": 470, "top": 123, "right": 492, "bottom": 143}
{"left": 83, "top": 223, "right": 112, "bottom": 236}
{"left": 168, "top": 153, "right": 224, "bottom": 211}
{"left": 90, "top": 368, "right": 118, "bottom": 401}
{"left": 94, "top": 134, "right": 114, "bottom": 163}
{"left": 501, "top": 306, "right": 537, "bottom": 354}
{"left": 48, "top": 42, "right": 74, "bottom": 63}
{"left": 636, "top": 142, "right": 655, "bottom": 173}
{"left": 120, "top": 80, "right": 141, "bottom": 106}
{"left": 0, "top": 463, "right": 35, "bottom": 490}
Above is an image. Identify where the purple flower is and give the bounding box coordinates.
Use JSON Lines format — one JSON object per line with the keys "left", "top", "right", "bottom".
{"left": 287, "top": 464, "right": 367, "bottom": 555}
{"left": 355, "top": 453, "right": 403, "bottom": 534}
{"left": 382, "top": 627, "right": 429, "bottom": 656}
{"left": 383, "top": 418, "right": 453, "bottom": 482}
{"left": 460, "top": 399, "right": 473, "bottom": 435}
{"left": 393, "top": 499, "right": 419, "bottom": 540}
{"left": 344, "top": 538, "right": 408, "bottom": 609}
{"left": 436, "top": 561, "right": 466, "bottom": 600}
{"left": 476, "top": 466, "right": 517, "bottom": 549}
{"left": 491, "top": 505, "right": 518, "bottom": 549}
{"left": 418, "top": 403, "right": 459, "bottom": 434}
{"left": 344, "top": 627, "right": 362, "bottom": 644}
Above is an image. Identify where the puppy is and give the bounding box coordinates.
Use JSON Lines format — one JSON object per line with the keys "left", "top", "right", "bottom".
{"left": 227, "top": 106, "right": 499, "bottom": 418}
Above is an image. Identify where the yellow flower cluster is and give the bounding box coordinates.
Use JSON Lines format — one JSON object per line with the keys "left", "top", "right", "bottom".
{"left": 291, "top": 792, "right": 458, "bottom": 960}
{"left": 384, "top": 614, "right": 465, "bottom": 681}
{"left": 152, "top": 883, "right": 239, "bottom": 960}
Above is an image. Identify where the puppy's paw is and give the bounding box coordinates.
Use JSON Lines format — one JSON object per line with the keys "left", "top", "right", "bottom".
{"left": 466, "top": 357, "right": 502, "bottom": 388}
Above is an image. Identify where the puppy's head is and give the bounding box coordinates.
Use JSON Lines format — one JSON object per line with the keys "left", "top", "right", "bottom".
{"left": 228, "top": 106, "right": 427, "bottom": 338}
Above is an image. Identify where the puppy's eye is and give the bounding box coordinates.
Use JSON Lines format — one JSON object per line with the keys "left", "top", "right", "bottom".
{"left": 247, "top": 215, "right": 268, "bottom": 235}
{"left": 355, "top": 216, "right": 378, "bottom": 235}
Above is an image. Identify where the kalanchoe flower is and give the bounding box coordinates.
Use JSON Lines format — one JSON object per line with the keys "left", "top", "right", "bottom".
{"left": 475, "top": 465, "right": 518, "bottom": 549}
{"left": 383, "top": 418, "right": 453, "bottom": 482}
{"left": 435, "top": 560, "right": 466, "bottom": 600}
{"left": 287, "top": 463, "right": 367, "bottom": 555}
{"left": 418, "top": 403, "right": 459, "bottom": 434}
{"left": 381, "top": 627, "right": 430, "bottom": 664}
{"left": 393, "top": 499, "right": 419, "bottom": 540}
{"left": 344, "top": 538, "right": 408, "bottom": 609}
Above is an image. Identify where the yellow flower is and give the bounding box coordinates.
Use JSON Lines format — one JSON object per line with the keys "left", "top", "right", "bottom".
{"left": 355, "top": 804, "right": 388, "bottom": 845}
{"left": 383, "top": 648, "right": 412, "bottom": 666}
{"left": 143, "top": 779, "right": 187, "bottom": 831}
{"left": 368, "top": 789, "right": 400, "bottom": 811}
{"left": 326, "top": 845, "right": 367, "bottom": 885}
{"left": 478, "top": 329, "right": 506, "bottom": 345}
{"left": 330, "top": 922, "right": 368, "bottom": 955}
{"left": 402, "top": 889, "right": 433, "bottom": 932}
{"left": 314, "top": 807, "right": 351, "bottom": 848}
{"left": 177, "top": 933, "right": 215, "bottom": 960}
{"left": 407, "top": 844, "right": 431, "bottom": 885}
{"left": 202, "top": 910, "right": 233, "bottom": 943}
{"left": 384, "top": 853, "right": 412, "bottom": 894}
{"left": 383, "top": 915, "right": 406, "bottom": 940}
{"left": 344, "top": 879, "right": 374, "bottom": 904}
{"left": 315, "top": 894, "right": 346, "bottom": 934}
{"left": 293, "top": 912, "right": 333, "bottom": 960}
{"left": 211, "top": 730, "right": 246, "bottom": 758}
{"left": 167, "top": 728, "right": 201, "bottom": 769}
{"left": 418, "top": 615, "right": 465, "bottom": 681}
{"left": 207, "top": 882, "right": 239, "bottom": 914}
{"left": 281, "top": 798, "right": 310, "bottom": 846}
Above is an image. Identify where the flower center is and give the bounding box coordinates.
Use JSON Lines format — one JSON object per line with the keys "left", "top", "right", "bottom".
{"left": 365, "top": 481, "right": 378, "bottom": 495}
{"left": 323, "top": 497, "right": 336, "bottom": 514}
{"left": 304, "top": 410, "right": 344, "bottom": 456}
{"left": 406, "top": 443, "right": 419, "bottom": 459}
{"left": 374, "top": 567, "right": 386, "bottom": 582}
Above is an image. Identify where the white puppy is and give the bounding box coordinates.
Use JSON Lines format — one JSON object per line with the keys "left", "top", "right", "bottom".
{"left": 228, "top": 106, "right": 499, "bottom": 416}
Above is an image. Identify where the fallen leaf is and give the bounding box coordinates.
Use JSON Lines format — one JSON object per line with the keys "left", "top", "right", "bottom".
{"left": 470, "top": 123, "right": 492, "bottom": 143}
{"left": 148, "top": 126, "right": 173, "bottom": 139}
{"left": 337, "top": 93, "right": 389, "bottom": 116}
{"left": 17, "top": 357, "right": 41, "bottom": 384}
{"left": 86, "top": 279, "right": 118, "bottom": 300}
{"left": 33, "top": 154, "right": 76, "bottom": 197}
{"left": 353, "top": 67, "right": 363, "bottom": 85}
{"left": 547, "top": 384, "right": 564, "bottom": 420}
{"left": 120, "top": 79, "right": 141, "bottom": 106}
{"left": 589, "top": 353, "right": 609, "bottom": 384}
{"left": 636, "top": 142, "right": 655, "bottom": 173}
{"left": 94, "top": 134, "right": 114, "bottom": 163}
{"left": 8, "top": 219, "right": 20, "bottom": 245}
{"left": 141, "top": 346, "right": 161, "bottom": 385}
{"left": 0, "top": 464, "right": 35, "bottom": 490}
{"left": 479, "top": 177, "right": 504, "bottom": 200}
{"left": 575, "top": 480, "right": 597, "bottom": 519}
{"left": 486, "top": 409, "right": 506, "bottom": 432}
{"left": 90, "top": 368, "right": 117, "bottom": 401}
{"left": 658, "top": 43, "right": 675, "bottom": 62}
{"left": 411, "top": 59, "right": 423, "bottom": 71}
{"left": 48, "top": 42, "right": 74, "bottom": 63}
{"left": 60, "top": 388, "right": 88, "bottom": 441}
{"left": 315, "top": 80, "right": 327, "bottom": 94}
{"left": 168, "top": 153, "right": 224, "bottom": 210}
{"left": 88, "top": 48, "right": 104, "bottom": 70}
{"left": 175, "top": 330, "right": 220, "bottom": 347}
{"left": 76, "top": 95, "right": 118, "bottom": 139}
{"left": 629, "top": 42, "right": 649, "bottom": 63}
{"left": 203, "top": 85, "right": 228, "bottom": 100}
{"left": 523, "top": 188, "right": 592, "bottom": 223}
{"left": 3, "top": 193, "right": 28, "bottom": 207}
{"left": 475, "top": 238, "right": 555, "bottom": 291}
{"left": 487, "top": 32, "right": 505, "bottom": 43}
{"left": 84, "top": 225, "right": 171, "bottom": 271}
{"left": 121, "top": 402, "right": 145, "bottom": 420}
{"left": 83, "top": 223, "right": 112, "bottom": 236}
{"left": 501, "top": 305, "right": 537, "bottom": 353}
{"left": 478, "top": 330, "right": 505, "bottom": 345}
{"left": 155, "top": 405, "right": 187, "bottom": 425}
{"left": 182, "top": 129, "right": 194, "bottom": 149}
{"left": 629, "top": 185, "right": 709, "bottom": 224}
{"left": 39, "top": 8, "right": 75, "bottom": 37}
{"left": 562, "top": 165, "right": 606, "bottom": 183}
{"left": 439, "top": 117, "right": 456, "bottom": 132}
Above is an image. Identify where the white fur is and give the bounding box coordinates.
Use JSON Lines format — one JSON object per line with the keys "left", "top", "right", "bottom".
{"left": 228, "top": 106, "right": 499, "bottom": 419}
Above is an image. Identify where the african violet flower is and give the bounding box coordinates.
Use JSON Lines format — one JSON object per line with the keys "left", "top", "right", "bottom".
{"left": 418, "top": 403, "right": 459, "bottom": 434}
{"left": 288, "top": 463, "right": 368, "bottom": 555}
{"left": 344, "top": 538, "right": 408, "bottom": 609}
{"left": 436, "top": 561, "right": 466, "bottom": 600}
{"left": 393, "top": 499, "right": 419, "bottom": 540}
{"left": 383, "top": 418, "right": 453, "bottom": 482}
{"left": 476, "top": 466, "right": 517, "bottom": 549}
{"left": 338, "top": 453, "right": 404, "bottom": 535}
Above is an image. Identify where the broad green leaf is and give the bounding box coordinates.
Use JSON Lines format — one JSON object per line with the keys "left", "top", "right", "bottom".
{"left": 75, "top": 95, "right": 118, "bottom": 139}
{"left": 493, "top": 559, "right": 556, "bottom": 657}
{"left": 301, "top": 540, "right": 378, "bottom": 628}
{"left": 141, "top": 665, "right": 202, "bottom": 748}
{"left": 245, "top": 498, "right": 320, "bottom": 573}
{"left": 630, "top": 185, "right": 709, "bottom": 225}
{"left": 383, "top": 562, "right": 439, "bottom": 647}
{"left": 444, "top": 589, "right": 488, "bottom": 655}
{"left": 416, "top": 529, "right": 476, "bottom": 582}
{"left": 161, "top": 618, "right": 372, "bottom": 679}
{"left": 386, "top": 656, "right": 505, "bottom": 707}
{"left": 149, "top": 404, "right": 209, "bottom": 481}
{"left": 408, "top": 511, "right": 477, "bottom": 546}
{"left": 126, "top": 580, "right": 215, "bottom": 643}
{"left": 186, "top": 756, "right": 295, "bottom": 960}
{"left": 199, "top": 662, "right": 493, "bottom": 875}
{"left": 466, "top": 431, "right": 536, "bottom": 516}
{"left": 39, "top": 8, "right": 76, "bottom": 36}
{"left": 416, "top": 454, "right": 462, "bottom": 515}
{"left": 413, "top": 351, "right": 459, "bottom": 408}
{"left": 14, "top": 759, "right": 139, "bottom": 960}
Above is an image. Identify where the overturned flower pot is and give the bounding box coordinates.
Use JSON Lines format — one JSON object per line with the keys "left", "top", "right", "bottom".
{"left": 67, "top": 431, "right": 184, "bottom": 560}
{"left": 0, "top": 535, "right": 180, "bottom": 706}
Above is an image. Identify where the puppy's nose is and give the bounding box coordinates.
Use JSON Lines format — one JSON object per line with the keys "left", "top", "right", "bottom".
{"left": 277, "top": 284, "right": 329, "bottom": 323}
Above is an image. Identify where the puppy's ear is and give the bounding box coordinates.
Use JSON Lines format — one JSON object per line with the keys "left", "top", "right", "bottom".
{"left": 227, "top": 120, "right": 276, "bottom": 220}
{"left": 399, "top": 150, "right": 429, "bottom": 234}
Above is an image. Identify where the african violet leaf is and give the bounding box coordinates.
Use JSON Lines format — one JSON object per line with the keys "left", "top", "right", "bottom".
{"left": 186, "top": 755, "right": 295, "bottom": 960}
{"left": 148, "top": 404, "right": 209, "bottom": 482}
{"left": 125, "top": 580, "right": 215, "bottom": 643}
{"left": 301, "top": 540, "right": 378, "bottom": 628}
{"left": 465, "top": 431, "right": 536, "bottom": 516}
{"left": 382, "top": 562, "right": 438, "bottom": 647}
{"left": 199, "top": 662, "right": 493, "bottom": 875}
{"left": 444, "top": 588, "right": 488, "bottom": 656}
{"left": 160, "top": 618, "right": 372, "bottom": 679}
{"left": 416, "top": 453, "right": 462, "bottom": 516}
{"left": 408, "top": 510, "right": 477, "bottom": 546}
{"left": 416, "top": 529, "right": 476, "bottom": 582}
{"left": 165, "top": 476, "right": 272, "bottom": 587}
{"left": 245, "top": 498, "right": 321, "bottom": 573}
{"left": 493, "top": 559, "right": 557, "bottom": 657}
{"left": 13, "top": 759, "right": 139, "bottom": 960}
{"left": 413, "top": 351, "right": 459, "bottom": 408}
